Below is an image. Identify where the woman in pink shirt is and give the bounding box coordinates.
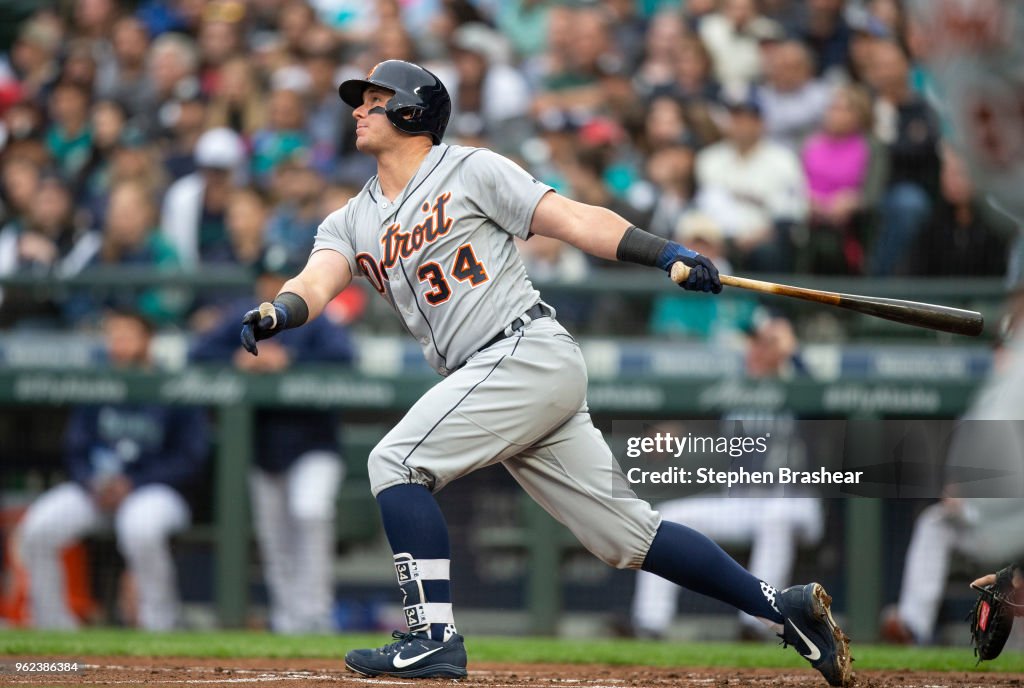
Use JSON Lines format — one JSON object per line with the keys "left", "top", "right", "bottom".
{"left": 801, "top": 85, "right": 875, "bottom": 274}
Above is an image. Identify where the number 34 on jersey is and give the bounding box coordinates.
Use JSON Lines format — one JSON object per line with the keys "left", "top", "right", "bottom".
{"left": 355, "top": 191, "right": 490, "bottom": 308}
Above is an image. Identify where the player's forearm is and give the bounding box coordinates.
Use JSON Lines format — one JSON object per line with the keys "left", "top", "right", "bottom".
{"left": 561, "top": 202, "right": 632, "bottom": 260}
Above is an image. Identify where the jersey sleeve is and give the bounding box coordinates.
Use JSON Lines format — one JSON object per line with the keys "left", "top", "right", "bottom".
{"left": 461, "top": 150, "right": 552, "bottom": 240}
{"left": 312, "top": 205, "right": 357, "bottom": 273}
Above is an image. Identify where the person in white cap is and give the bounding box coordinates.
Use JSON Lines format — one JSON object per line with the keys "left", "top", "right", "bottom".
{"left": 160, "top": 127, "right": 248, "bottom": 268}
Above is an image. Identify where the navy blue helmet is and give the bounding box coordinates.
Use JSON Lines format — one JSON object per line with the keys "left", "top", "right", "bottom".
{"left": 338, "top": 60, "right": 451, "bottom": 145}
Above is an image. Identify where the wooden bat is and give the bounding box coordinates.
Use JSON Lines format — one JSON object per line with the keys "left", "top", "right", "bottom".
{"left": 670, "top": 263, "right": 984, "bottom": 337}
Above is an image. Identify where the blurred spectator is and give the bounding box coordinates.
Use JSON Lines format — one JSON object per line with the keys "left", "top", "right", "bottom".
{"left": 162, "top": 91, "right": 209, "bottom": 182}
{"left": 698, "top": 0, "right": 776, "bottom": 95}
{"left": 145, "top": 32, "right": 201, "bottom": 138}
{"left": 695, "top": 96, "right": 807, "bottom": 272}
{"left": 629, "top": 316, "right": 821, "bottom": 640}
{"left": 206, "top": 56, "right": 267, "bottom": 139}
{"left": 191, "top": 251, "right": 352, "bottom": 634}
{"left": 1, "top": 99, "right": 45, "bottom": 148}
{"left": 801, "top": 85, "right": 882, "bottom": 274}
{"left": 4, "top": 13, "right": 64, "bottom": 105}
{"left": 95, "top": 16, "right": 151, "bottom": 119}
{"left": 642, "top": 144, "right": 697, "bottom": 239}
{"left": 633, "top": 10, "right": 688, "bottom": 101}
{"left": 71, "top": 0, "right": 117, "bottom": 44}
{"left": 197, "top": 1, "right": 246, "bottom": 96}
{"left": 0, "top": 176, "right": 80, "bottom": 328}
{"left": 864, "top": 40, "right": 941, "bottom": 276}
{"left": 758, "top": 41, "right": 833, "bottom": 152}
{"left": 302, "top": 39, "right": 345, "bottom": 174}
{"left": 45, "top": 81, "right": 93, "bottom": 181}
{"left": 81, "top": 138, "right": 167, "bottom": 237}
{"left": 76, "top": 98, "right": 131, "bottom": 203}
{"left": 913, "top": 147, "right": 1012, "bottom": 277}
{"left": 265, "top": 159, "right": 325, "bottom": 267}
{"left": 434, "top": 23, "right": 532, "bottom": 151}
{"left": 251, "top": 88, "right": 311, "bottom": 188}
{"left": 59, "top": 39, "right": 101, "bottom": 95}
{"left": 66, "top": 180, "right": 183, "bottom": 325}
{"left": 0, "top": 155, "right": 41, "bottom": 233}
{"left": 226, "top": 187, "right": 269, "bottom": 269}
{"left": 531, "top": 5, "right": 616, "bottom": 124}
{"left": 18, "top": 308, "right": 209, "bottom": 630}
{"left": 162, "top": 127, "right": 247, "bottom": 268}
{"left": 788, "top": 0, "right": 851, "bottom": 79}
{"left": 496, "top": 0, "right": 552, "bottom": 61}
{"left": 659, "top": 35, "right": 721, "bottom": 107}
{"left": 275, "top": 0, "right": 317, "bottom": 57}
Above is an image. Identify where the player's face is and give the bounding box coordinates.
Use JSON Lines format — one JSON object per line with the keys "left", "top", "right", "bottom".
{"left": 353, "top": 86, "right": 398, "bottom": 153}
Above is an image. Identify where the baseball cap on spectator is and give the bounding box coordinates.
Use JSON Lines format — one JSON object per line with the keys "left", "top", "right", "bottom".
{"left": 451, "top": 23, "right": 512, "bottom": 65}
{"left": 195, "top": 127, "right": 246, "bottom": 169}
{"left": 579, "top": 117, "right": 626, "bottom": 147}
{"left": 845, "top": 5, "right": 891, "bottom": 38}
{"left": 723, "top": 92, "right": 763, "bottom": 117}
{"left": 675, "top": 212, "right": 724, "bottom": 247}
{"left": 270, "top": 65, "right": 312, "bottom": 94}
{"left": 747, "top": 18, "right": 787, "bottom": 44}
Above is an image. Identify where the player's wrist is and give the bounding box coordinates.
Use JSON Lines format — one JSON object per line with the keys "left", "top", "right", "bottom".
{"left": 273, "top": 292, "right": 308, "bottom": 330}
{"left": 616, "top": 225, "right": 671, "bottom": 269}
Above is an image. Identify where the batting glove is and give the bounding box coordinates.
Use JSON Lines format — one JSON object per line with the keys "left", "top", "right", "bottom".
{"left": 658, "top": 242, "right": 722, "bottom": 294}
{"left": 240, "top": 302, "right": 288, "bottom": 356}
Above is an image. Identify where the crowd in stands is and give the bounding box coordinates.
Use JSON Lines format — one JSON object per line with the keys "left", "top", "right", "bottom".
{"left": 0, "top": 0, "right": 1016, "bottom": 334}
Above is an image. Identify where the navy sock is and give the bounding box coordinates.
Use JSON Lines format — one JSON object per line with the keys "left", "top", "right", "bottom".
{"left": 641, "top": 521, "right": 784, "bottom": 625}
{"left": 377, "top": 484, "right": 455, "bottom": 641}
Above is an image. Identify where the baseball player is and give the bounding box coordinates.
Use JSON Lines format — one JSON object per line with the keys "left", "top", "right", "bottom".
{"left": 239, "top": 60, "right": 852, "bottom": 687}
{"left": 18, "top": 309, "right": 209, "bottom": 630}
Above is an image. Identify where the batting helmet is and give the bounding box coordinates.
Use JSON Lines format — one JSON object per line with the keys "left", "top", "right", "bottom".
{"left": 338, "top": 60, "right": 451, "bottom": 145}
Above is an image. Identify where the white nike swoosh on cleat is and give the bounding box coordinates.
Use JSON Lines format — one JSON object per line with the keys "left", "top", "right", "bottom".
{"left": 789, "top": 621, "right": 822, "bottom": 661}
{"left": 393, "top": 646, "right": 445, "bottom": 669}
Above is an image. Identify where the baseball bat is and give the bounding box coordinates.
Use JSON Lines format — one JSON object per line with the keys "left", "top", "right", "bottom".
{"left": 670, "top": 263, "right": 984, "bottom": 337}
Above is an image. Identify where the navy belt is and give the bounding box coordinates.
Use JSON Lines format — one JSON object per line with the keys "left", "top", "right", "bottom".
{"left": 479, "top": 303, "right": 551, "bottom": 352}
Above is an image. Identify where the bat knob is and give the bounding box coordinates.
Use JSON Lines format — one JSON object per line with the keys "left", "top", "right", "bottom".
{"left": 670, "top": 262, "right": 691, "bottom": 284}
{"left": 258, "top": 301, "right": 278, "bottom": 328}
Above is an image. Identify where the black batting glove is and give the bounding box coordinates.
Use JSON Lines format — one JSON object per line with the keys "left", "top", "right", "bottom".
{"left": 240, "top": 302, "right": 288, "bottom": 356}
{"left": 657, "top": 242, "right": 722, "bottom": 294}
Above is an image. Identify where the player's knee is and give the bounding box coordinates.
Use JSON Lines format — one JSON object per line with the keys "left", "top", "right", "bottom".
{"left": 578, "top": 532, "right": 648, "bottom": 570}
{"left": 19, "top": 514, "right": 65, "bottom": 552}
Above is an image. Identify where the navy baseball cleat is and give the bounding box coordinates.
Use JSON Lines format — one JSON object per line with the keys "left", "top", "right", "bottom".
{"left": 344, "top": 630, "right": 468, "bottom": 679}
{"left": 776, "top": 582, "right": 854, "bottom": 687}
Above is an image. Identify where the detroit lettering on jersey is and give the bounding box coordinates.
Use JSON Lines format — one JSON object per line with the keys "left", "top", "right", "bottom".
{"left": 376, "top": 192, "right": 453, "bottom": 270}
{"left": 313, "top": 144, "right": 553, "bottom": 375}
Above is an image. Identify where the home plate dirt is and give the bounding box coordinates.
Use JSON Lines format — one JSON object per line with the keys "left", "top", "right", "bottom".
{"left": 3, "top": 657, "right": 1024, "bottom": 687}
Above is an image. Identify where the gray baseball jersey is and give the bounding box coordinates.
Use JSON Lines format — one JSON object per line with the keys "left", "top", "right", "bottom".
{"left": 313, "top": 143, "right": 549, "bottom": 375}
{"left": 311, "top": 142, "right": 661, "bottom": 570}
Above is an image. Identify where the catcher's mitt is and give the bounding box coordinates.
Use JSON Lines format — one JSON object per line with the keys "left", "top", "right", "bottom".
{"left": 968, "top": 565, "right": 1021, "bottom": 662}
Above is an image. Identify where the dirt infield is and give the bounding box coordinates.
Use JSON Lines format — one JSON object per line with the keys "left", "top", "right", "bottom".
{"left": 4, "top": 657, "right": 1024, "bottom": 688}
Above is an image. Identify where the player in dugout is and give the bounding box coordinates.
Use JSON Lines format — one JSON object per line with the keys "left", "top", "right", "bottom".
{"left": 238, "top": 60, "right": 853, "bottom": 687}
{"left": 18, "top": 308, "right": 209, "bottom": 630}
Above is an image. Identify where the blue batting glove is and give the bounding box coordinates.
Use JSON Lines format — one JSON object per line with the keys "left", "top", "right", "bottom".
{"left": 657, "top": 242, "right": 722, "bottom": 294}
{"left": 240, "top": 302, "right": 288, "bottom": 356}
